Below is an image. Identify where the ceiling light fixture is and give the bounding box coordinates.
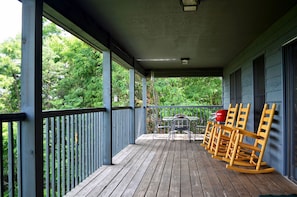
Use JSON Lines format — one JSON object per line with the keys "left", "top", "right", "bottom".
{"left": 181, "top": 57, "right": 190, "bottom": 65}
{"left": 180, "top": 0, "right": 200, "bottom": 12}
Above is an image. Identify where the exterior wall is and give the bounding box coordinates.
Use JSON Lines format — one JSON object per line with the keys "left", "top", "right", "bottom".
{"left": 223, "top": 5, "right": 297, "bottom": 175}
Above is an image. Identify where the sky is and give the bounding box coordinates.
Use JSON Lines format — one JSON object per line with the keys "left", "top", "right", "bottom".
{"left": 0, "top": 0, "right": 22, "bottom": 42}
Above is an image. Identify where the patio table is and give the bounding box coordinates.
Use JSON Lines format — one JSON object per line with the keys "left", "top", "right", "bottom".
{"left": 162, "top": 116, "right": 199, "bottom": 141}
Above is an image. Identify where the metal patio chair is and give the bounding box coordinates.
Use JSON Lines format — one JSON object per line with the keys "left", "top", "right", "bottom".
{"left": 168, "top": 114, "right": 192, "bottom": 142}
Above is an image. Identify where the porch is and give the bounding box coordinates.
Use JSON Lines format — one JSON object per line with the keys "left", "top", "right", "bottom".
{"left": 65, "top": 135, "right": 297, "bottom": 197}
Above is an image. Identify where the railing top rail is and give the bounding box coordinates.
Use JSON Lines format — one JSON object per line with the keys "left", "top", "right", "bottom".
{"left": 1, "top": 106, "right": 139, "bottom": 120}
{"left": 147, "top": 105, "right": 223, "bottom": 108}
{"left": 112, "top": 106, "right": 133, "bottom": 110}
{"left": 42, "top": 107, "right": 107, "bottom": 118}
{"left": 0, "top": 112, "right": 27, "bottom": 122}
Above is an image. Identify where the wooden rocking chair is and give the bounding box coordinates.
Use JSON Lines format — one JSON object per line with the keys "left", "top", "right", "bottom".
{"left": 199, "top": 120, "right": 214, "bottom": 148}
{"left": 210, "top": 103, "right": 251, "bottom": 160}
{"left": 200, "top": 104, "right": 238, "bottom": 150}
{"left": 205, "top": 103, "right": 238, "bottom": 152}
{"left": 223, "top": 103, "right": 276, "bottom": 174}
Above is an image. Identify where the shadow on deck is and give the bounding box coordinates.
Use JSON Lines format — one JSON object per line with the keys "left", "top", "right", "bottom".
{"left": 65, "top": 134, "right": 297, "bottom": 197}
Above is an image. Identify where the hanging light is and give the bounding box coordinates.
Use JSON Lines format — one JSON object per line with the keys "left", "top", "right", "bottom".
{"left": 180, "top": 0, "right": 200, "bottom": 12}
{"left": 181, "top": 57, "right": 190, "bottom": 65}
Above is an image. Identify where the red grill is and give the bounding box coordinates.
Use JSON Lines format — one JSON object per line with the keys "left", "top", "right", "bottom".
{"left": 215, "top": 109, "right": 228, "bottom": 122}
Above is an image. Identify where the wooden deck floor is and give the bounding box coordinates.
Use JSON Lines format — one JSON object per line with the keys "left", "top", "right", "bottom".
{"left": 65, "top": 134, "right": 297, "bottom": 197}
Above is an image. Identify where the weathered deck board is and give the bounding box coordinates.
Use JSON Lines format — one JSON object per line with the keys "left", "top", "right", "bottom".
{"left": 132, "top": 140, "right": 166, "bottom": 197}
{"left": 66, "top": 134, "right": 297, "bottom": 197}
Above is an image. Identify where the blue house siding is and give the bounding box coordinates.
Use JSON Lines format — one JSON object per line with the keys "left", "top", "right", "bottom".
{"left": 223, "top": 5, "right": 297, "bottom": 175}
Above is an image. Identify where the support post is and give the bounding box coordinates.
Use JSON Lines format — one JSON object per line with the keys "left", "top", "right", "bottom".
{"left": 142, "top": 77, "right": 147, "bottom": 134}
{"left": 129, "top": 69, "right": 135, "bottom": 144}
{"left": 21, "top": 0, "right": 43, "bottom": 196}
{"left": 103, "top": 50, "right": 112, "bottom": 164}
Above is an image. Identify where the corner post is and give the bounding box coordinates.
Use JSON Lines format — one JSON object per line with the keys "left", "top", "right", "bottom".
{"left": 21, "top": 0, "right": 43, "bottom": 196}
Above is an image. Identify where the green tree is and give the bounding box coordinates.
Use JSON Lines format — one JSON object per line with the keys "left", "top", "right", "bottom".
{"left": 42, "top": 34, "right": 68, "bottom": 110}
{"left": 0, "top": 35, "right": 21, "bottom": 112}
{"left": 112, "top": 62, "right": 129, "bottom": 106}
{"left": 182, "top": 77, "right": 222, "bottom": 105}
{"left": 55, "top": 37, "right": 103, "bottom": 109}
{"left": 148, "top": 77, "right": 222, "bottom": 106}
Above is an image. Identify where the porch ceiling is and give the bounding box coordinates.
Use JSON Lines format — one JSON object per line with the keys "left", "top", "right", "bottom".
{"left": 43, "top": 0, "right": 297, "bottom": 77}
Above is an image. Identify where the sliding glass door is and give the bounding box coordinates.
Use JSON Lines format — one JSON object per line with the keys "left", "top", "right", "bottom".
{"left": 284, "top": 39, "right": 297, "bottom": 183}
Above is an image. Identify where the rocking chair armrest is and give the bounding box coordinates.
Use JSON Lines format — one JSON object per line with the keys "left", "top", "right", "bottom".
{"left": 237, "top": 142, "right": 261, "bottom": 152}
{"left": 236, "top": 128, "right": 260, "bottom": 139}
{"left": 207, "top": 121, "right": 214, "bottom": 125}
{"left": 216, "top": 124, "right": 237, "bottom": 132}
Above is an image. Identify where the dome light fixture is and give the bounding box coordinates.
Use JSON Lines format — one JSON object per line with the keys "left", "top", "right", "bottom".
{"left": 180, "top": 0, "right": 200, "bottom": 12}
{"left": 181, "top": 57, "right": 190, "bottom": 65}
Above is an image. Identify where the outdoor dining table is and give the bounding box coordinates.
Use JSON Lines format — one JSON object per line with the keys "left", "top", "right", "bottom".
{"left": 162, "top": 116, "right": 199, "bottom": 122}
{"left": 162, "top": 116, "right": 199, "bottom": 141}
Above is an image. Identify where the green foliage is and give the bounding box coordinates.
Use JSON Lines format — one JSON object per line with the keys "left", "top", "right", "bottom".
{"left": 46, "top": 36, "right": 103, "bottom": 109}
{"left": 42, "top": 18, "right": 62, "bottom": 38}
{"left": 112, "top": 62, "right": 129, "bottom": 106}
{"left": 148, "top": 77, "right": 222, "bottom": 106}
{"left": 0, "top": 35, "right": 21, "bottom": 112}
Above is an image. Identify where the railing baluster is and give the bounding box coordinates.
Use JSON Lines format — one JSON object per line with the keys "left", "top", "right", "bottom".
{"left": 74, "top": 114, "right": 78, "bottom": 186}
{"left": 78, "top": 114, "right": 82, "bottom": 183}
{"left": 98, "top": 113, "right": 103, "bottom": 168}
{"left": 56, "top": 116, "right": 61, "bottom": 197}
{"left": 91, "top": 113, "right": 94, "bottom": 173}
{"left": 85, "top": 114, "right": 89, "bottom": 176}
{"left": 61, "top": 116, "right": 65, "bottom": 196}
{"left": 93, "top": 113, "right": 97, "bottom": 169}
{"left": 0, "top": 122, "right": 3, "bottom": 197}
{"left": 8, "top": 122, "right": 14, "bottom": 197}
{"left": 51, "top": 117, "right": 55, "bottom": 197}
{"left": 89, "top": 113, "right": 93, "bottom": 173}
{"left": 96, "top": 113, "right": 99, "bottom": 169}
{"left": 96, "top": 114, "right": 99, "bottom": 167}
{"left": 70, "top": 115, "right": 75, "bottom": 188}
{"left": 17, "top": 122, "right": 22, "bottom": 197}
{"left": 87, "top": 113, "right": 91, "bottom": 175}
{"left": 81, "top": 114, "right": 85, "bottom": 180}
{"left": 45, "top": 118, "right": 50, "bottom": 197}
{"left": 66, "top": 115, "right": 70, "bottom": 192}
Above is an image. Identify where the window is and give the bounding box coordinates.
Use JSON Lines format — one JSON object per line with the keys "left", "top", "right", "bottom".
{"left": 253, "top": 55, "right": 265, "bottom": 131}
{"left": 230, "top": 69, "right": 242, "bottom": 105}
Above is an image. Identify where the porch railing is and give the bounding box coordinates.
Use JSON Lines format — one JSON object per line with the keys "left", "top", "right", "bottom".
{"left": 0, "top": 113, "right": 26, "bottom": 197}
{"left": 42, "top": 108, "right": 106, "bottom": 196}
{"left": 0, "top": 105, "right": 221, "bottom": 196}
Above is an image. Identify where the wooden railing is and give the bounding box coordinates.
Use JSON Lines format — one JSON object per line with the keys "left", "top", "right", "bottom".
{"left": 0, "top": 105, "right": 220, "bottom": 196}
